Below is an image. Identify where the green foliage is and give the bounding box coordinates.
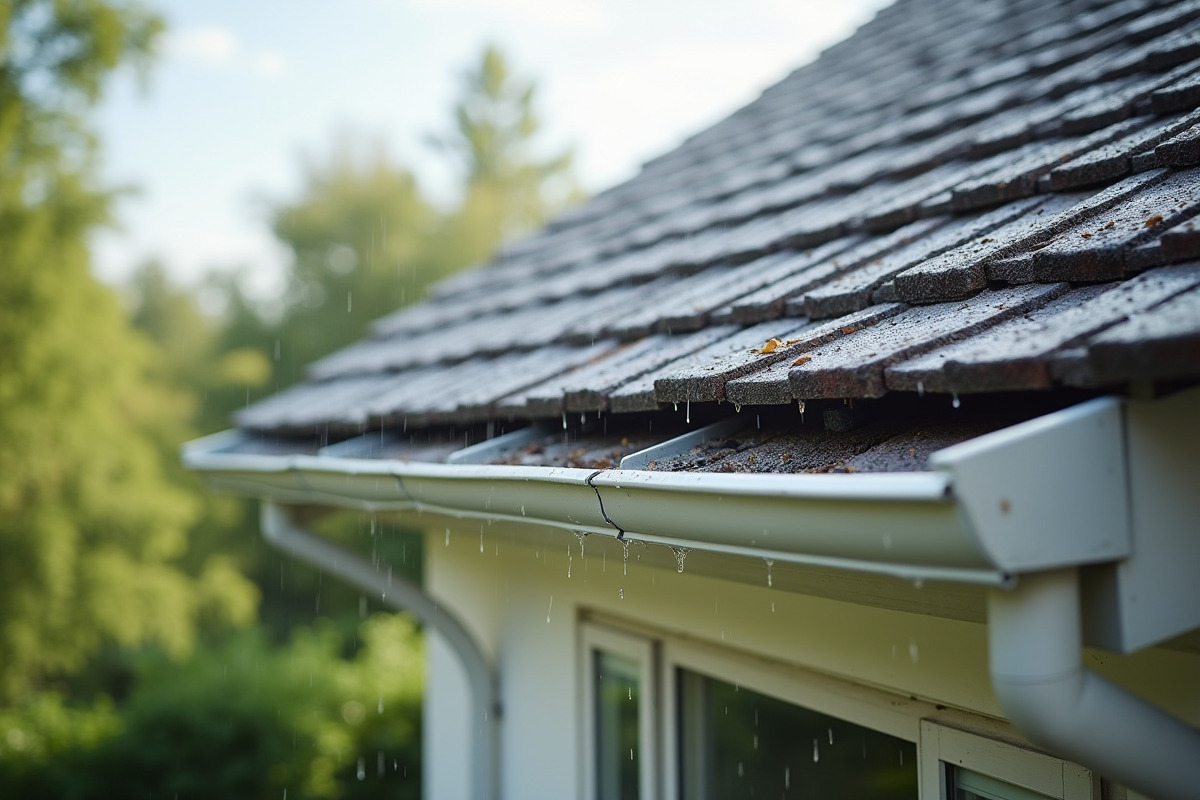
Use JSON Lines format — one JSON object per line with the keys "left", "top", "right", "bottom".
{"left": 0, "top": 0, "right": 256, "bottom": 702}
{"left": 266, "top": 136, "right": 439, "bottom": 383}
{"left": 254, "top": 45, "right": 579, "bottom": 387}
{"left": 0, "top": 614, "right": 423, "bottom": 799}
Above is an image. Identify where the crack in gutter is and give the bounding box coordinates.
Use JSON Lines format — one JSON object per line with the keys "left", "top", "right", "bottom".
{"left": 586, "top": 470, "right": 625, "bottom": 539}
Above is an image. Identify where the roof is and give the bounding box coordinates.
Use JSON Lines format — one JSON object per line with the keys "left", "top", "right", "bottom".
{"left": 236, "top": 0, "right": 1200, "bottom": 459}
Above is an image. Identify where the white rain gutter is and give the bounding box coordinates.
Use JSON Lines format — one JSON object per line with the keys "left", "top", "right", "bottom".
{"left": 260, "top": 503, "right": 500, "bottom": 800}
{"left": 183, "top": 393, "right": 1200, "bottom": 800}
{"left": 989, "top": 568, "right": 1200, "bottom": 800}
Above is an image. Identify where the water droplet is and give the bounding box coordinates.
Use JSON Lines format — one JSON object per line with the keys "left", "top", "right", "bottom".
{"left": 908, "top": 639, "right": 920, "bottom": 663}
{"left": 378, "top": 696, "right": 384, "bottom": 714}
{"left": 480, "top": 528, "right": 484, "bottom": 553}
{"left": 913, "top": 577, "right": 925, "bottom": 589}
{"left": 738, "top": 762, "right": 745, "bottom": 778}
{"left": 917, "top": 380, "right": 925, "bottom": 397}
{"left": 828, "top": 727, "right": 834, "bottom": 745}
{"left": 445, "top": 528, "right": 450, "bottom": 547}
{"left": 797, "top": 399, "right": 806, "bottom": 423}
{"left": 357, "top": 757, "right": 366, "bottom": 780}
{"left": 673, "top": 402, "right": 678, "bottom": 411}
{"left": 686, "top": 399, "right": 691, "bottom": 423}
{"left": 567, "top": 543, "right": 573, "bottom": 578}
{"left": 734, "top": 403, "right": 742, "bottom": 412}
{"left": 952, "top": 393, "right": 961, "bottom": 409}
{"left": 621, "top": 539, "right": 630, "bottom": 576}
{"left": 628, "top": 686, "right": 632, "bottom": 700}
{"left": 546, "top": 595, "right": 553, "bottom": 623}
{"left": 771, "top": 601, "right": 775, "bottom": 613}
{"left": 562, "top": 412, "right": 568, "bottom": 430}
{"left": 618, "top": 587, "right": 624, "bottom": 600}
{"left": 764, "top": 558, "right": 774, "bottom": 588}
{"left": 784, "top": 766, "right": 790, "bottom": 788}
{"left": 753, "top": 734, "right": 759, "bottom": 749}
{"left": 520, "top": 504, "right": 526, "bottom": 516}
{"left": 574, "top": 530, "right": 588, "bottom": 558}
{"left": 813, "top": 739, "right": 820, "bottom": 762}
{"left": 756, "top": 414, "right": 761, "bottom": 429}
{"left": 670, "top": 546, "right": 690, "bottom": 573}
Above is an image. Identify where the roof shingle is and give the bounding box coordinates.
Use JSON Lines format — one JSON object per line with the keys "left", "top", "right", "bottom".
{"left": 237, "top": 0, "right": 1200, "bottom": 438}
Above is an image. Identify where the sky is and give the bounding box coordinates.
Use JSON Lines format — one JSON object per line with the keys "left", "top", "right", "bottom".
{"left": 92, "top": 0, "right": 889, "bottom": 295}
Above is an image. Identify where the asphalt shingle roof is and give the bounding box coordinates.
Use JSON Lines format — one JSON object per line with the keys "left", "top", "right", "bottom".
{"left": 238, "top": 0, "right": 1200, "bottom": 442}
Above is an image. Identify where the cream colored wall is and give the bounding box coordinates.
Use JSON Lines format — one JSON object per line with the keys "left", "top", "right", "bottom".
{"left": 423, "top": 520, "right": 1200, "bottom": 800}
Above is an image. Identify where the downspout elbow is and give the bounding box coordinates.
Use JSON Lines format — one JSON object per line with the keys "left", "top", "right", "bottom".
{"left": 989, "top": 569, "right": 1200, "bottom": 800}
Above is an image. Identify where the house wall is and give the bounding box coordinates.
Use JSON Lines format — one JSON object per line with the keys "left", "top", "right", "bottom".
{"left": 423, "top": 520, "right": 1200, "bottom": 800}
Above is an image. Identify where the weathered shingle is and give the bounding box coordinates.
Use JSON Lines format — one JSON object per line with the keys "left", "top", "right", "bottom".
{"left": 236, "top": 0, "right": 1200, "bottom": 436}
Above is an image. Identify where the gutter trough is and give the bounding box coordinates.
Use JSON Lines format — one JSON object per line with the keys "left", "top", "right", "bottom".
{"left": 184, "top": 397, "right": 1132, "bottom": 586}
{"left": 185, "top": 431, "right": 1005, "bottom": 585}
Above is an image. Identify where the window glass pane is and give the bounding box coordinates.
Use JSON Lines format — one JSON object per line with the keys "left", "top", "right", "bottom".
{"left": 595, "top": 650, "right": 640, "bottom": 800}
{"left": 951, "top": 766, "right": 1055, "bottom": 800}
{"left": 678, "top": 669, "right": 917, "bottom": 799}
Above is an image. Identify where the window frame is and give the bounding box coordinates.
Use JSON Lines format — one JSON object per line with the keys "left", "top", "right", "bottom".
{"left": 581, "top": 622, "right": 660, "bottom": 800}
{"left": 919, "top": 720, "right": 1096, "bottom": 800}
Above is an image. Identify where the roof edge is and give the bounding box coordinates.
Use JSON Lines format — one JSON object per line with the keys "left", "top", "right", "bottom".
{"left": 184, "top": 398, "right": 1142, "bottom": 587}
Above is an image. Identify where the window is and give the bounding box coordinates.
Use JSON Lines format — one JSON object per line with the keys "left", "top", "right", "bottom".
{"left": 582, "top": 624, "right": 658, "bottom": 800}
{"left": 594, "top": 650, "right": 641, "bottom": 799}
{"left": 676, "top": 669, "right": 917, "bottom": 799}
{"left": 919, "top": 721, "right": 1095, "bottom": 800}
{"left": 950, "top": 767, "right": 1056, "bottom": 800}
{"left": 583, "top": 621, "right": 1097, "bottom": 800}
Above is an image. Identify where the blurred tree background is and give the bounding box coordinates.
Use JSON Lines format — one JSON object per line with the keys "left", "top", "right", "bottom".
{"left": 0, "top": 1, "right": 578, "bottom": 796}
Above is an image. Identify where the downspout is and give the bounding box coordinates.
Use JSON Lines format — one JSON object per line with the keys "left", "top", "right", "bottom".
{"left": 988, "top": 568, "right": 1200, "bottom": 800}
{"left": 260, "top": 502, "right": 500, "bottom": 800}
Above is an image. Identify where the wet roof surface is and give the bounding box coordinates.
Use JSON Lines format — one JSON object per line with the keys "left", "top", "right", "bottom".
{"left": 239, "top": 0, "right": 1200, "bottom": 443}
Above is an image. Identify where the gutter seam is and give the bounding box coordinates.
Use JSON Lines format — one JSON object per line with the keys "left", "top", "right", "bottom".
{"left": 585, "top": 470, "right": 625, "bottom": 539}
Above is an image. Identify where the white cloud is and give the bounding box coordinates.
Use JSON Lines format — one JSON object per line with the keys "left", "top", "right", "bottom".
{"left": 252, "top": 51, "right": 288, "bottom": 79}
{"left": 165, "top": 26, "right": 287, "bottom": 80}
{"left": 165, "top": 26, "right": 238, "bottom": 64}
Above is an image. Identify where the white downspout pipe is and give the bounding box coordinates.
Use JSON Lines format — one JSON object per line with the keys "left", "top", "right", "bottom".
{"left": 261, "top": 502, "right": 499, "bottom": 800}
{"left": 988, "top": 568, "right": 1200, "bottom": 800}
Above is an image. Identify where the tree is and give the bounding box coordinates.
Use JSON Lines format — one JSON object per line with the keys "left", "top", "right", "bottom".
{"left": 267, "top": 134, "right": 439, "bottom": 384}
{"left": 0, "top": 0, "right": 253, "bottom": 701}
{"left": 430, "top": 44, "right": 579, "bottom": 265}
